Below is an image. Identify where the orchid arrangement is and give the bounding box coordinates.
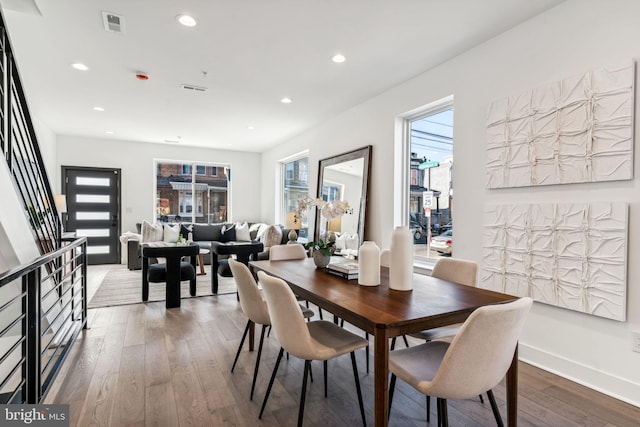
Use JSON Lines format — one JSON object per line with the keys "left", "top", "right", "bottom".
{"left": 294, "top": 195, "right": 353, "bottom": 223}
{"left": 318, "top": 198, "right": 352, "bottom": 220}
{"left": 295, "top": 195, "right": 353, "bottom": 256}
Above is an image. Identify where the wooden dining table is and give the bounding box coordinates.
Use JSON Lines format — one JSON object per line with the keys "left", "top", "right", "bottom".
{"left": 249, "top": 258, "right": 520, "bottom": 427}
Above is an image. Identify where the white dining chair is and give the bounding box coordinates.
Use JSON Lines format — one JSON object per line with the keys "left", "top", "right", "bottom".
{"left": 269, "top": 243, "right": 307, "bottom": 260}
{"left": 388, "top": 297, "right": 532, "bottom": 426}
{"left": 410, "top": 257, "right": 478, "bottom": 341}
{"left": 391, "top": 257, "right": 480, "bottom": 419}
{"left": 257, "top": 271, "right": 368, "bottom": 427}
{"left": 269, "top": 244, "right": 325, "bottom": 320}
{"left": 229, "top": 259, "right": 313, "bottom": 400}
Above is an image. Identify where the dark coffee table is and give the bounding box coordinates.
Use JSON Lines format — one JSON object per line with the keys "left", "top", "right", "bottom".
{"left": 210, "top": 241, "right": 264, "bottom": 294}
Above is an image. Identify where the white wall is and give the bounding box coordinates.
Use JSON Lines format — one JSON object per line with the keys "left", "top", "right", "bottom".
{"left": 56, "top": 135, "right": 262, "bottom": 236}
{"left": 260, "top": 0, "right": 640, "bottom": 407}
{"left": 32, "top": 117, "right": 57, "bottom": 189}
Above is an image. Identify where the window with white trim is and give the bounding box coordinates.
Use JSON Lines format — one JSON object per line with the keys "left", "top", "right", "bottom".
{"left": 398, "top": 98, "right": 454, "bottom": 264}
{"left": 281, "top": 155, "right": 309, "bottom": 237}
{"left": 155, "top": 160, "right": 230, "bottom": 223}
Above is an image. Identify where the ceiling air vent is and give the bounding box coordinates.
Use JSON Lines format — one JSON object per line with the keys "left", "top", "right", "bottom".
{"left": 102, "top": 11, "right": 125, "bottom": 33}
{"left": 180, "top": 84, "right": 207, "bottom": 92}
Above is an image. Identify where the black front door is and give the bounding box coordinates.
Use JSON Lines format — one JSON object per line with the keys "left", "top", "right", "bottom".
{"left": 62, "top": 166, "right": 121, "bottom": 264}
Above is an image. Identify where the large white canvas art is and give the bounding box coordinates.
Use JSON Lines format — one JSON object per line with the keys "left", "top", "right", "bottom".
{"left": 486, "top": 62, "right": 634, "bottom": 188}
{"left": 482, "top": 202, "right": 627, "bottom": 321}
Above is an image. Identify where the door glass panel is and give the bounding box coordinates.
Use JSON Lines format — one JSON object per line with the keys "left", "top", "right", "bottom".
{"left": 76, "top": 229, "right": 110, "bottom": 237}
{"left": 87, "top": 245, "right": 110, "bottom": 254}
{"left": 76, "top": 177, "right": 110, "bottom": 186}
{"left": 76, "top": 194, "right": 110, "bottom": 203}
{"left": 76, "top": 212, "right": 110, "bottom": 220}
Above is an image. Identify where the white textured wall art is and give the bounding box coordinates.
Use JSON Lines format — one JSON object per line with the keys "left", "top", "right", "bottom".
{"left": 486, "top": 62, "right": 634, "bottom": 188}
{"left": 481, "top": 202, "right": 627, "bottom": 321}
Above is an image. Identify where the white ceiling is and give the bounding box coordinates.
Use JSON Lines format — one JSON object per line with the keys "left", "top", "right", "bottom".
{"left": 2, "top": 0, "right": 564, "bottom": 152}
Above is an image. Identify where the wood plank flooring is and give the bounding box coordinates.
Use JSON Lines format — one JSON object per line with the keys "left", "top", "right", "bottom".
{"left": 44, "top": 292, "right": 640, "bottom": 426}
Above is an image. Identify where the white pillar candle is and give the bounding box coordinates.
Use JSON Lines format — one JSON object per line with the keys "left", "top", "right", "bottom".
{"left": 389, "top": 226, "right": 413, "bottom": 291}
{"left": 358, "top": 241, "right": 380, "bottom": 286}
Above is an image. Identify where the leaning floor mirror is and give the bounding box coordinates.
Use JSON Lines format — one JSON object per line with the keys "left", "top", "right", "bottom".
{"left": 314, "top": 145, "right": 372, "bottom": 256}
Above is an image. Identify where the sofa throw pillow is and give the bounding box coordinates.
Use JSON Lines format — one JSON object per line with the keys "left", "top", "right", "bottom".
{"left": 261, "top": 224, "right": 283, "bottom": 248}
{"left": 163, "top": 224, "right": 180, "bottom": 243}
{"left": 335, "top": 233, "right": 348, "bottom": 251}
{"left": 220, "top": 223, "right": 236, "bottom": 242}
{"left": 141, "top": 220, "right": 163, "bottom": 242}
{"left": 235, "top": 222, "right": 251, "bottom": 241}
{"left": 256, "top": 223, "right": 270, "bottom": 241}
{"left": 180, "top": 223, "right": 193, "bottom": 240}
{"left": 346, "top": 233, "right": 359, "bottom": 250}
{"left": 192, "top": 223, "right": 224, "bottom": 241}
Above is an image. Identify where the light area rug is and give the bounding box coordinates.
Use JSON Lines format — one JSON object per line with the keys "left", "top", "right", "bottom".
{"left": 88, "top": 264, "right": 237, "bottom": 308}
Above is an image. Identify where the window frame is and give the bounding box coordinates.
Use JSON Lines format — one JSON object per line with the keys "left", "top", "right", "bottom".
{"left": 153, "top": 159, "right": 231, "bottom": 224}
{"left": 394, "top": 95, "right": 454, "bottom": 270}
{"left": 278, "top": 150, "right": 310, "bottom": 231}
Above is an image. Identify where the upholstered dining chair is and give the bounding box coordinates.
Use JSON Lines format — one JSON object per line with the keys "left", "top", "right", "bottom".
{"left": 257, "top": 271, "right": 368, "bottom": 427}
{"left": 269, "top": 243, "right": 307, "bottom": 260}
{"left": 390, "top": 257, "right": 479, "bottom": 419}
{"left": 388, "top": 297, "right": 532, "bottom": 426}
{"left": 410, "top": 257, "right": 478, "bottom": 341}
{"left": 229, "top": 259, "right": 313, "bottom": 400}
{"left": 269, "top": 244, "right": 325, "bottom": 320}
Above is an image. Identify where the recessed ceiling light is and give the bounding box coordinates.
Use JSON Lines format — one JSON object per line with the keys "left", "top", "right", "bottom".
{"left": 93, "top": 106, "right": 105, "bottom": 112}
{"left": 281, "top": 97, "right": 292, "bottom": 104}
{"left": 247, "top": 125, "right": 255, "bottom": 131}
{"left": 71, "top": 62, "right": 89, "bottom": 71}
{"left": 177, "top": 14, "right": 197, "bottom": 27}
{"left": 105, "top": 131, "right": 114, "bottom": 134}
{"left": 331, "top": 54, "right": 346, "bottom": 63}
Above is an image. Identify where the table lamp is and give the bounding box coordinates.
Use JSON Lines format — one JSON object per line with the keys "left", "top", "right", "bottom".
{"left": 327, "top": 217, "right": 342, "bottom": 243}
{"left": 285, "top": 212, "right": 301, "bottom": 243}
{"left": 53, "top": 194, "right": 67, "bottom": 232}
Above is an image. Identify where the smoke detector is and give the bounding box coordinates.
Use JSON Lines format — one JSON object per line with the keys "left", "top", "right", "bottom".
{"left": 102, "top": 11, "right": 125, "bottom": 33}
{"left": 180, "top": 84, "right": 207, "bottom": 92}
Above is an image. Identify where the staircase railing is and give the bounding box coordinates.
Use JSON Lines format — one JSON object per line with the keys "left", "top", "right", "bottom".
{"left": 0, "top": 12, "right": 60, "bottom": 254}
{"left": 0, "top": 237, "right": 87, "bottom": 404}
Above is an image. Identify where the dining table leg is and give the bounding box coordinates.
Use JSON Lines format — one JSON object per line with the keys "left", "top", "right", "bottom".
{"left": 506, "top": 344, "right": 518, "bottom": 426}
{"left": 373, "top": 327, "right": 389, "bottom": 427}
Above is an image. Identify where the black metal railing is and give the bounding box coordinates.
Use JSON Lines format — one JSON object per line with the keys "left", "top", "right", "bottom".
{"left": 0, "top": 238, "right": 87, "bottom": 404}
{"left": 0, "top": 12, "right": 60, "bottom": 255}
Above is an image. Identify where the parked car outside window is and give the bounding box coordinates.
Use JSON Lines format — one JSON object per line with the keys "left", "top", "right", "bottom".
{"left": 431, "top": 229, "right": 452, "bottom": 255}
{"left": 409, "top": 220, "right": 424, "bottom": 240}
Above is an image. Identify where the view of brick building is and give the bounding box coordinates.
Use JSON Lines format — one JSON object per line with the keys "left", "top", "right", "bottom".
{"left": 156, "top": 162, "right": 228, "bottom": 223}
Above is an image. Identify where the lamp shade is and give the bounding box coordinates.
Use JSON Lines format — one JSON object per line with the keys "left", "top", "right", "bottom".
{"left": 285, "top": 212, "right": 301, "bottom": 230}
{"left": 327, "top": 217, "right": 342, "bottom": 233}
{"left": 53, "top": 194, "right": 67, "bottom": 213}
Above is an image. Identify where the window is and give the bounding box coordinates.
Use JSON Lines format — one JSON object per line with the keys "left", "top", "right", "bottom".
{"left": 398, "top": 98, "right": 454, "bottom": 264}
{"left": 155, "top": 161, "right": 230, "bottom": 224}
{"left": 281, "top": 155, "right": 309, "bottom": 237}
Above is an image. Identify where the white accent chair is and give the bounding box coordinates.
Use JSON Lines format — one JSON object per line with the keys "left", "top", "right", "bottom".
{"left": 388, "top": 297, "right": 533, "bottom": 426}
{"left": 269, "top": 243, "right": 307, "bottom": 260}
{"left": 257, "top": 271, "right": 368, "bottom": 427}
{"left": 410, "top": 258, "right": 478, "bottom": 341}
{"left": 269, "top": 244, "right": 325, "bottom": 320}
{"left": 229, "top": 259, "right": 313, "bottom": 400}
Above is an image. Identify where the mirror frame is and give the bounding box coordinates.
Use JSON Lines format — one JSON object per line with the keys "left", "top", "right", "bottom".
{"left": 314, "top": 145, "right": 372, "bottom": 247}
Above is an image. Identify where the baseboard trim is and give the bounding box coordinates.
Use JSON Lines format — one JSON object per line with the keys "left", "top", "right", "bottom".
{"left": 519, "top": 342, "right": 640, "bottom": 409}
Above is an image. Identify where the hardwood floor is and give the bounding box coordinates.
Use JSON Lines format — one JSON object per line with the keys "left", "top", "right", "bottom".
{"left": 45, "top": 291, "right": 640, "bottom": 426}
